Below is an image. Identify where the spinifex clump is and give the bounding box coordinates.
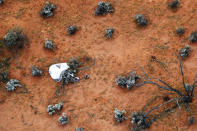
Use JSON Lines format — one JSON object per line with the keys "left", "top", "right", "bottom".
{"left": 59, "top": 58, "right": 81, "bottom": 87}
{"left": 47, "top": 102, "right": 63, "bottom": 115}
{"left": 67, "top": 25, "right": 78, "bottom": 35}
{"left": 189, "top": 31, "right": 197, "bottom": 43}
{"left": 40, "top": 1, "right": 56, "bottom": 18}
{"left": 188, "top": 116, "right": 195, "bottom": 126}
{"left": 179, "top": 46, "right": 191, "bottom": 58}
{"left": 94, "top": 1, "right": 114, "bottom": 16}
{"left": 67, "top": 58, "right": 81, "bottom": 73}
{"left": 61, "top": 70, "right": 79, "bottom": 85}
{"left": 114, "top": 108, "right": 126, "bottom": 123}
{"left": 131, "top": 112, "right": 150, "bottom": 131}
{"left": 168, "top": 0, "right": 180, "bottom": 9}
{"left": 75, "top": 127, "right": 84, "bottom": 131}
{"left": 32, "top": 66, "right": 43, "bottom": 76}
{"left": 6, "top": 79, "right": 21, "bottom": 91}
{"left": 135, "top": 14, "right": 148, "bottom": 27}
{"left": 116, "top": 71, "right": 140, "bottom": 89}
{"left": 44, "top": 38, "right": 56, "bottom": 50}
{"left": 84, "top": 74, "right": 89, "bottom": 79}
{"left": 58, "top": 113, "right": 69, "bottom": 125}
{"left": 176, "top": 27, "right": 185, "bottom": 36}
{"left": 105, "top": 28, "right": 114, "bottom": 39}
{"left": 3, "top": 28, "right": 26, "bottom": 49}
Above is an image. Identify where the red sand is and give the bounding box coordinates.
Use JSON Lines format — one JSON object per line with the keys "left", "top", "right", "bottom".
{"left": 0, "top": 0, "right": 197, "bottom": 130}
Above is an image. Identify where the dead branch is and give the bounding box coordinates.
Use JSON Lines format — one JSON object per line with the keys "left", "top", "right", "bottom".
{"left": 144, "top": 97, "right": 179, "bottom": 117}
{"left": 136, "top": 65, "right": 184, "bottom": 97}
{"left": 176, "top": 54, "right": 189, "bottom": 96}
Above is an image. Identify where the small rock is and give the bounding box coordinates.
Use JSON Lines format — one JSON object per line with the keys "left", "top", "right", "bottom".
{"left": 6, "top": 79, "right": 21, "bottom": 91}
{"left": 105, "top": 28, "right": 114, "bottom": 39}
{"left": 58, "top": 113, "right": 69, "bottom": 125}
{"left": 189, "top": 31, "right": 197, "bottom": 43}
{"left": 67, "top": 25, "right": 78, "bottom": 35}
{"left": 135, "top": 14, "right": 148, "bottom": 26}
{"left": 114, "top": 108, "right": 126, "bottom": 123}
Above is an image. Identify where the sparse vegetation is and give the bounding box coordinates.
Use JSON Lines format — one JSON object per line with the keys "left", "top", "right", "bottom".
{"left": 129, "top": 55, "right": 197, "bottom": 130}
{"left": 40, "top": 1, "right": 56, "bottom": 18}
{"left": 44, "top": 38, "right": 56, "bottom": 50}
{"left": 114, "top": 108, "right": 126, "bottom": 123}
{"left": 0, "top": 58, "right": 10, "bottom": 83}
{"left": 58, "top": 113, "right": 69, "bottom": 125}
{"left": 47, "top": 105, "right": 56, "bottom": 115}
{"left": 135, "top": 14, "right": 148, "bottom": 26}
{"left": 0, "top": 0, "right": 196, "bottom": 130}
{"left": 84, "top": 74, "right": 89, "bottom": 79}
{"left": 75, "top": 127, "right": 84, "bottom": 131}
{"left": 0, "top": 0, "right": 4, "bottom": 4}
{"left": 116, "top": 71, "right": 140, "bottom": 89}
{"left": 67, "top": 57, "right": 81, "bottom": 73}
{"left": 58, "top": 58, "right": 81, "bottom": 86}
{"left": 0, "top": 71, "right": 9, "bottom": 83}
{"left": 6, "top": 79, "right": 22, "bottom": 91}
{"left": 32, "top": 66, "right": 43, "bottom": 76}
{"left": 189, "top": 31, "right": 197, "bottom": 43}
{"left": 66, "top": 25, "right": 78, "bottom": 35}
{"left": 179, "top": 46, "right": 191, "bottom": 58}
{"left": 105, "top": 28, "right": 114, "bottom": 39}
{"left": 188, "top": 116, "right": 195, "bottom": 126}
{"left": 61, "top": 69, "right": 80, "bottom": 85}
{"left": 176, "top": 27, "right": 185, "bottom": 36}
{"left": 131, "top": 112, "right": 150, "bottom": 131}
{"left": 47, "top": 102, "right": 63, "bottom": 115}
{"left": 168, "top": 0, "right": 179, "bottom": 9}
{"left": 3, "top": 28, "right": 26, "bottom": 49}
{"left": 94, "top": 1, "right": 114, "bottom": 16}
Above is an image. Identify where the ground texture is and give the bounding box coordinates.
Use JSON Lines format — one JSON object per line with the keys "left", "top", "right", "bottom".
{"left": 0, "top": 0, "right": 197, "bottom": 131}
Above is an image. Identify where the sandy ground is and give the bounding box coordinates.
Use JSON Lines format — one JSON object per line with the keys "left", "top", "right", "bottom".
{"left": 0, "top": 0, "right": 197, "bottom": 130}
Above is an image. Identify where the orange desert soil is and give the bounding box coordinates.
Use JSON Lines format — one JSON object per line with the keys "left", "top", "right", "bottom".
{"left": 0, "top": 0, "right": 197, "bottom": 131}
